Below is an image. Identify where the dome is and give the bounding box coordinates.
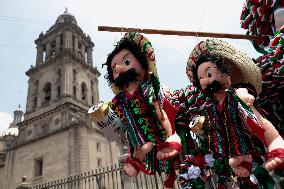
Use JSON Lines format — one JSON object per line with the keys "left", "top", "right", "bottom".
{"left": 2, "top": 128, "right": 18, "bottom": 137}
{"left": 55, "top": 8, "right": 77, "bottom": 25}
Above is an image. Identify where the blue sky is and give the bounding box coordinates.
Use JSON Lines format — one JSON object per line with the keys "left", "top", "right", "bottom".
{"left": 0, "top": 0, "right": 261, "bottom": 134}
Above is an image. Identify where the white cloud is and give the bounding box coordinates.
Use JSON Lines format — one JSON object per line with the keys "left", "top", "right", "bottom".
{"left": 0, "top": 112, "right": 13, "bottom": 136}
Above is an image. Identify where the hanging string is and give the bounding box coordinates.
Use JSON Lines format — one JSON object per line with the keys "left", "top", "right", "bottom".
{"left": 196, "top": 0, "right": 208, "bottom": 43}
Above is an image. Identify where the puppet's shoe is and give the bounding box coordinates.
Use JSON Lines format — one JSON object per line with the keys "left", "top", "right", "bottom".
{"left": 264, "top": 148, "right": 284, "bottom": 171}
{"left": 164, "top": 172, "right": 177, "bottom": 189}
{"left": 157, "top": 132, "right": 181, "bottom": 161}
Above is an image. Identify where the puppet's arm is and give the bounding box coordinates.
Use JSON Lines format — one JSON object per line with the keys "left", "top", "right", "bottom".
{"left": 234, "top": 88, "right": 284, "bottom": 172}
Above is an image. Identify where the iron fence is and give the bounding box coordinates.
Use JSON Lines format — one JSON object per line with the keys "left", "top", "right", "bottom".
{"left": 29, "top": 164, "right": 181, "bottom": 189}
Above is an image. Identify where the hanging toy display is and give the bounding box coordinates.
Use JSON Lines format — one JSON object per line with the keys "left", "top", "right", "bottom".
{"left": 187, "top": 38, "right": 284, "bottom": 177}
{"left": 101, "top": 32, "right": 182, "bottom": 188}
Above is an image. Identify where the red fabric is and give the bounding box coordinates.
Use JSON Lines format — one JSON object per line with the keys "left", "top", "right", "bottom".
{"left": 124, "top": 156, "right": 140, "bottom": 176}
{"left": 124, "top": 156, "right": 156, "bottom": 176}
{"left": 238, "top": 161, "right": 252, "bottom": 173}
{"left": 157, "top": 141, "right": 182, "bottom": 161}
{"left": 192, "top": 154, "right": 206, "bottom": 169}
{"left": 163, "top": 172, "right": 177, "bottom": 188}
{"left": 162, "top": 98, "right": 179, "bottom": 133}
{"left": 246, "top": 117, "right": 266, "bottom": 143}
{"left": 266, "top": 148, "right": 284, "bottom": 160}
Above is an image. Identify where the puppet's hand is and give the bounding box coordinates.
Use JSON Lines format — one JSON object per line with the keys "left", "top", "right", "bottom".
{"left": 229, "top": 155, "right": 252, "bottom": 177}
{"left": 235, "top": 88, "right": 255, "bottom": 107}
{"left": 162, "top": 85, "right": 171, "bottom": 99}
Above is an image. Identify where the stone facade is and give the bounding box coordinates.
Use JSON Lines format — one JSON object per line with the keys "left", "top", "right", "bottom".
{"left": 0, "top": 10, "right": 120, "bottom": 189}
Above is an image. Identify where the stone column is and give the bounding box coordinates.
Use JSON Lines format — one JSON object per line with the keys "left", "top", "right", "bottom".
{"left": 81, "top": 44, "right": 86, "bottom": 62}
{"left": 36, "top": 45, "right": 43, "bottom": 66}
{"left": 16, "top": 176, "right": 30, "bottom": 189}
{"left": 87, "top": 48, "right": 93, "bottom": 66}
{"left": 56, "top": 35, "right": 61, "bottom": 53}
{"left": 74, "top": 37, "right": 78, "bottom": 55}
{"left": 63, "top": 31, "right": 72, "bottom": 50}
{"left": 45, "top": 42, "right": 50, "bottom": 60}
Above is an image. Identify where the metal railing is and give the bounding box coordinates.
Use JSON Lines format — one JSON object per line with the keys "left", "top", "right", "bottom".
{"left": 29, "top": 164, "right": 181, "bottom": 189}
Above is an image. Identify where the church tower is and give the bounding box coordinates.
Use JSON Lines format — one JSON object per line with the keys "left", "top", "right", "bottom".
{"left": 0, "top": 10, "right": 120, "bottom": 188}
{"left": 25, "top": 9, "right": 99, "bottom": 119}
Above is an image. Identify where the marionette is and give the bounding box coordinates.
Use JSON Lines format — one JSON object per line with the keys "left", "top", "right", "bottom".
{"left": 187, "top": 39, "right": 284, "bottom": 177}
{"left": 103, "top": 32, "right": 181, "bottom": 188}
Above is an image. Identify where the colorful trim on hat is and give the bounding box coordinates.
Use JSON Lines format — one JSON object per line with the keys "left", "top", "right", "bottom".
{"left": 124, "top": 32, "right": 159, "bottom": 79}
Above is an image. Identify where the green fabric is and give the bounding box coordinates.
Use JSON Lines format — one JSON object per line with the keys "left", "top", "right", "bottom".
{"left": 253, "top": 167, "right": 275, "bottom": 189}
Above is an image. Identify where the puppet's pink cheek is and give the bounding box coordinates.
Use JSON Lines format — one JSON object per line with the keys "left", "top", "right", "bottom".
{"left": 200, "top": 79, "right": 208, "bottom": 89}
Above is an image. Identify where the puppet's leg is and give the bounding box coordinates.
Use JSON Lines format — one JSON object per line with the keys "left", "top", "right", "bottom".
{"left": 123, "top": 155, "right": 156, "bottom": 177}
{"left": 124, "top": 144, "right": 155, "bottom": 177}
{"left": 163, "top": 157, "right": 180, "bottom": 189}
{"left": 229, "top": 155, "right": 252, "bottom": 177}
{"left": 236, "top": 88, "right": 284, "bottom": 171}
{"left": 252, "top": 108, "right": 284, "bottom": 171}
{"left": 123, "top": 156, "right": 141, "bottom": 177}
{"left": 153, "top": 100, "right": 181, "bottom": 161}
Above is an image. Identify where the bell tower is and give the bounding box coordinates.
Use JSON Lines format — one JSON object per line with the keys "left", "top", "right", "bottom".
{"left": 24, "top": 9, "right": 100, "bottom": 120}
{"left": 0, "top": 10, "right": 120, "bottom": 188}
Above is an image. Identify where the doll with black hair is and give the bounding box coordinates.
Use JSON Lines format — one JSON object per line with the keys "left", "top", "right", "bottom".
{"left": 104, "top": 32, "right": 182, "bottom": 188}
{"left": 188, "top": 39, "right": 284, "bottom": 176}
{"left": 191, "top": 53, "right": 256, "bottom": 177}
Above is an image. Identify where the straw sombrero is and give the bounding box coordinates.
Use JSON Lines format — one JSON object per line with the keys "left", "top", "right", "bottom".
{"left": 187, "top": 39, "right": 262, "bottom": 95}
{"left": 110, "top": 32, "right": 160, "bottom": 94}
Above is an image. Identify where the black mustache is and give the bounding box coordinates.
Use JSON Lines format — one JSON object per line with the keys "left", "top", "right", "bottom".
{"left": 203, "top": 80, "right": 224, "bottom": 96}
{"left": 114, "top": 68, "right": 139, "bottom": 90}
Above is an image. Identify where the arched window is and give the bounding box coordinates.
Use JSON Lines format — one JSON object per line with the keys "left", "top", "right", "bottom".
{"left": 73, "top": 86, "right": 77, "bottom": 97}
{"left": 57, "top": 86, "right": 61, "bottom": 98}
{"left": 43, "top": 45, "right": 46, "bottom": 62}
{"left": 73, "top": 69, "right": 77, "bottom": 82}
{"left": 78, "top": 51, "right": 82, "bottom": 59}
{"left": 91, "top": 95, "right": 94, "bottom": 105}
{"left": 51, "top": 50, "right": 56, "bottom": 58}
{"left": 81, "top": 82, "right": 87, "bottom": 100}
{"left": 85, "top": 49, "right": 88, "bottom": 63}
{"left": 33, "top": 97, "right": 37, "bottom": 109}
{"left": 42, "top": 82, "right": 51, "bottom": 102}
{"left": 90, "top": 80, "right": 94, "bottom": 91}
{"left": 56, "top": 69, "right": 61, "bottom": 82}
{"left": 60, "top": 34, "right": 63, "bottom": 46}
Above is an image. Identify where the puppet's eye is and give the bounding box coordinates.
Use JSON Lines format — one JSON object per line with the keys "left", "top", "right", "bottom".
{"left": 124, "top": 59, "right": 131, "bottom": 65}
{"left": 207, "top": 70, "right": 212, "bottom": 77}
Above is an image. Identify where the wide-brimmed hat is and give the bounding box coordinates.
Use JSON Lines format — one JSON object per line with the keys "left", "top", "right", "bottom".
{"left": 110, "top": 32, "right": 159, "bottom": 94}
{"left": 187, "top": 39, "right": 262, "bottom": 95}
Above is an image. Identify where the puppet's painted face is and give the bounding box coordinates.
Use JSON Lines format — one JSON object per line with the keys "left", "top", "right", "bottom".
{"left": 197, "top": 61, "right": 230, "bottom": 94}
{"left": 111, "top": 49, "right": 146, "bottom": 90}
